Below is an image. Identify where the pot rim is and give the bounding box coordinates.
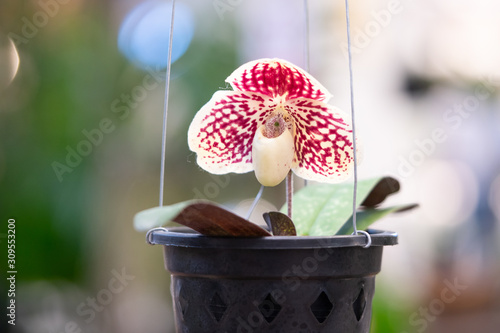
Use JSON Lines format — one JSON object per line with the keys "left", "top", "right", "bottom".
{"left": 147, "top": 227, "right": 397, "bottom": 249}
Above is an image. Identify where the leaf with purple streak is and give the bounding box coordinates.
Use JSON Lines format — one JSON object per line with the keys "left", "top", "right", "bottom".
{"left": 134, "top": 200, "right": 270, "bottom": 237}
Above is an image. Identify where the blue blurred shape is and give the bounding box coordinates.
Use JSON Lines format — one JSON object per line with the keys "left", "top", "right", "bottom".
{"left": 118, "top": 0, "right": 195, "bottom": 69}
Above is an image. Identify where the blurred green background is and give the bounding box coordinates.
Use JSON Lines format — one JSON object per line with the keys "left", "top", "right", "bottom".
{"left": 1, "top": 0, "right": 499, "bottom": 332}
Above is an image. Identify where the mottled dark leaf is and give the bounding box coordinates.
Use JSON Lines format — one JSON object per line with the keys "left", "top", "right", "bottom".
{"left": 263, "top": 211, "right": 297, "bottom": 236}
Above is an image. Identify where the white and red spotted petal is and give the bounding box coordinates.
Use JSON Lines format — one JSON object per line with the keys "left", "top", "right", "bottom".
{"left": 188, "top": 90, "right": 276, "bottom": 174}
{"left": 226, "top": 58, "right": 332, "bottom": 103}
{"left": 285, "top": 99, "right": 355, "bottom": 183}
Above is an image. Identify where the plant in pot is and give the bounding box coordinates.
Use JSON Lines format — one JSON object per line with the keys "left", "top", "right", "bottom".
{"left": 135, "top": 58, "right": 417, "bottom": 333}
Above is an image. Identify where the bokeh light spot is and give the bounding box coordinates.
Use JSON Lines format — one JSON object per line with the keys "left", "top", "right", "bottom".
{"left": 118, "top": 0, "right": 195, "bottom": 69}
{"left": 0, "top": 35, "right": 20, "bottom": 89}
{"left": 488, "top": 173, "right": 500, "bottom": 221}
{"left": 418, "top": 159, "right": 479, "bottom": 226}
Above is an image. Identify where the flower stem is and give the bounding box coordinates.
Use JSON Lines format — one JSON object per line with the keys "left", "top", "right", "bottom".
{"left": 286, "top": 170, "right": 293, "bottom": 219}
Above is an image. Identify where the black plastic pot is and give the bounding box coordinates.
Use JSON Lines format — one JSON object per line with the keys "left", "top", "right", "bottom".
{"left": 148, "top": 228, "right": 397, "bottom": 333}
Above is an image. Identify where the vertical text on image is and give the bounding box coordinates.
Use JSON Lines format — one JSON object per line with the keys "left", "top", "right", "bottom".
{"left": 6, "top": 218, "right": 17, "bottom": 326}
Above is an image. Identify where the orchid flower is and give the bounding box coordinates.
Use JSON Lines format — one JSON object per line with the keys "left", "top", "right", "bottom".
{"left": 188, "top": 58, "right": 356, "bottom": 187}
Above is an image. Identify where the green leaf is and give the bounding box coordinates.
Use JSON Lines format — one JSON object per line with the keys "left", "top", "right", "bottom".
{"left": 263, "top": 211, "right": 297, "bottom": 236}
{"left": 280, "top": 177, "right": 399, "bottom": 236}
{"left": 336, "top": 204, "right": 419, "bottom": 235}
{"left": 134, "top": 200, "right": 194, "bottom": 231}
{"left": 134, "top": 200, "right": 271, "bottom": 237}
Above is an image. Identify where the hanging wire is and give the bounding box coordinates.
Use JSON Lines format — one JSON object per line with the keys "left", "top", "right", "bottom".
{"left": 344, "top": 0, "right": 370, "bottom": 248}
{"left": 303, "top": 0, "right": 310, "bottom": 73}
{"left": 159, "top": 0, "right": 176, "bottom": 207}
{"left": 303, "top": 0, "right": 310, "bottom": 188}
{"left": 245, "top": 185, "right": 265, "bottom": 220}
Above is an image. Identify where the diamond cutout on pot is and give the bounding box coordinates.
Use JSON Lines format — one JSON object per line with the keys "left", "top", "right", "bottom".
{"left": 178, "top": 294, "right": 188, "bottom": 318}
{"left": 353, "top": 287, "right": 366, "bottom": 321}
{"left": 258, "top": 293, "right": 282, "bottom": 323}
{"left": 310, "top": 291, "right": 333, "bottom": 323}
{"left": 208, "top": 292, "right": 228, "bottom": 322}
{"left": 177, "top": 285, "right": 188, "bottom": 320}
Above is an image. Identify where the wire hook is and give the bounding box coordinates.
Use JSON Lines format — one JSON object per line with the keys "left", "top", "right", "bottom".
{"left": 146, "top": 227, "right": 168, "bottom": 245}
{"left": 353, "top": 230, "right": 372, "bottom": 248}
